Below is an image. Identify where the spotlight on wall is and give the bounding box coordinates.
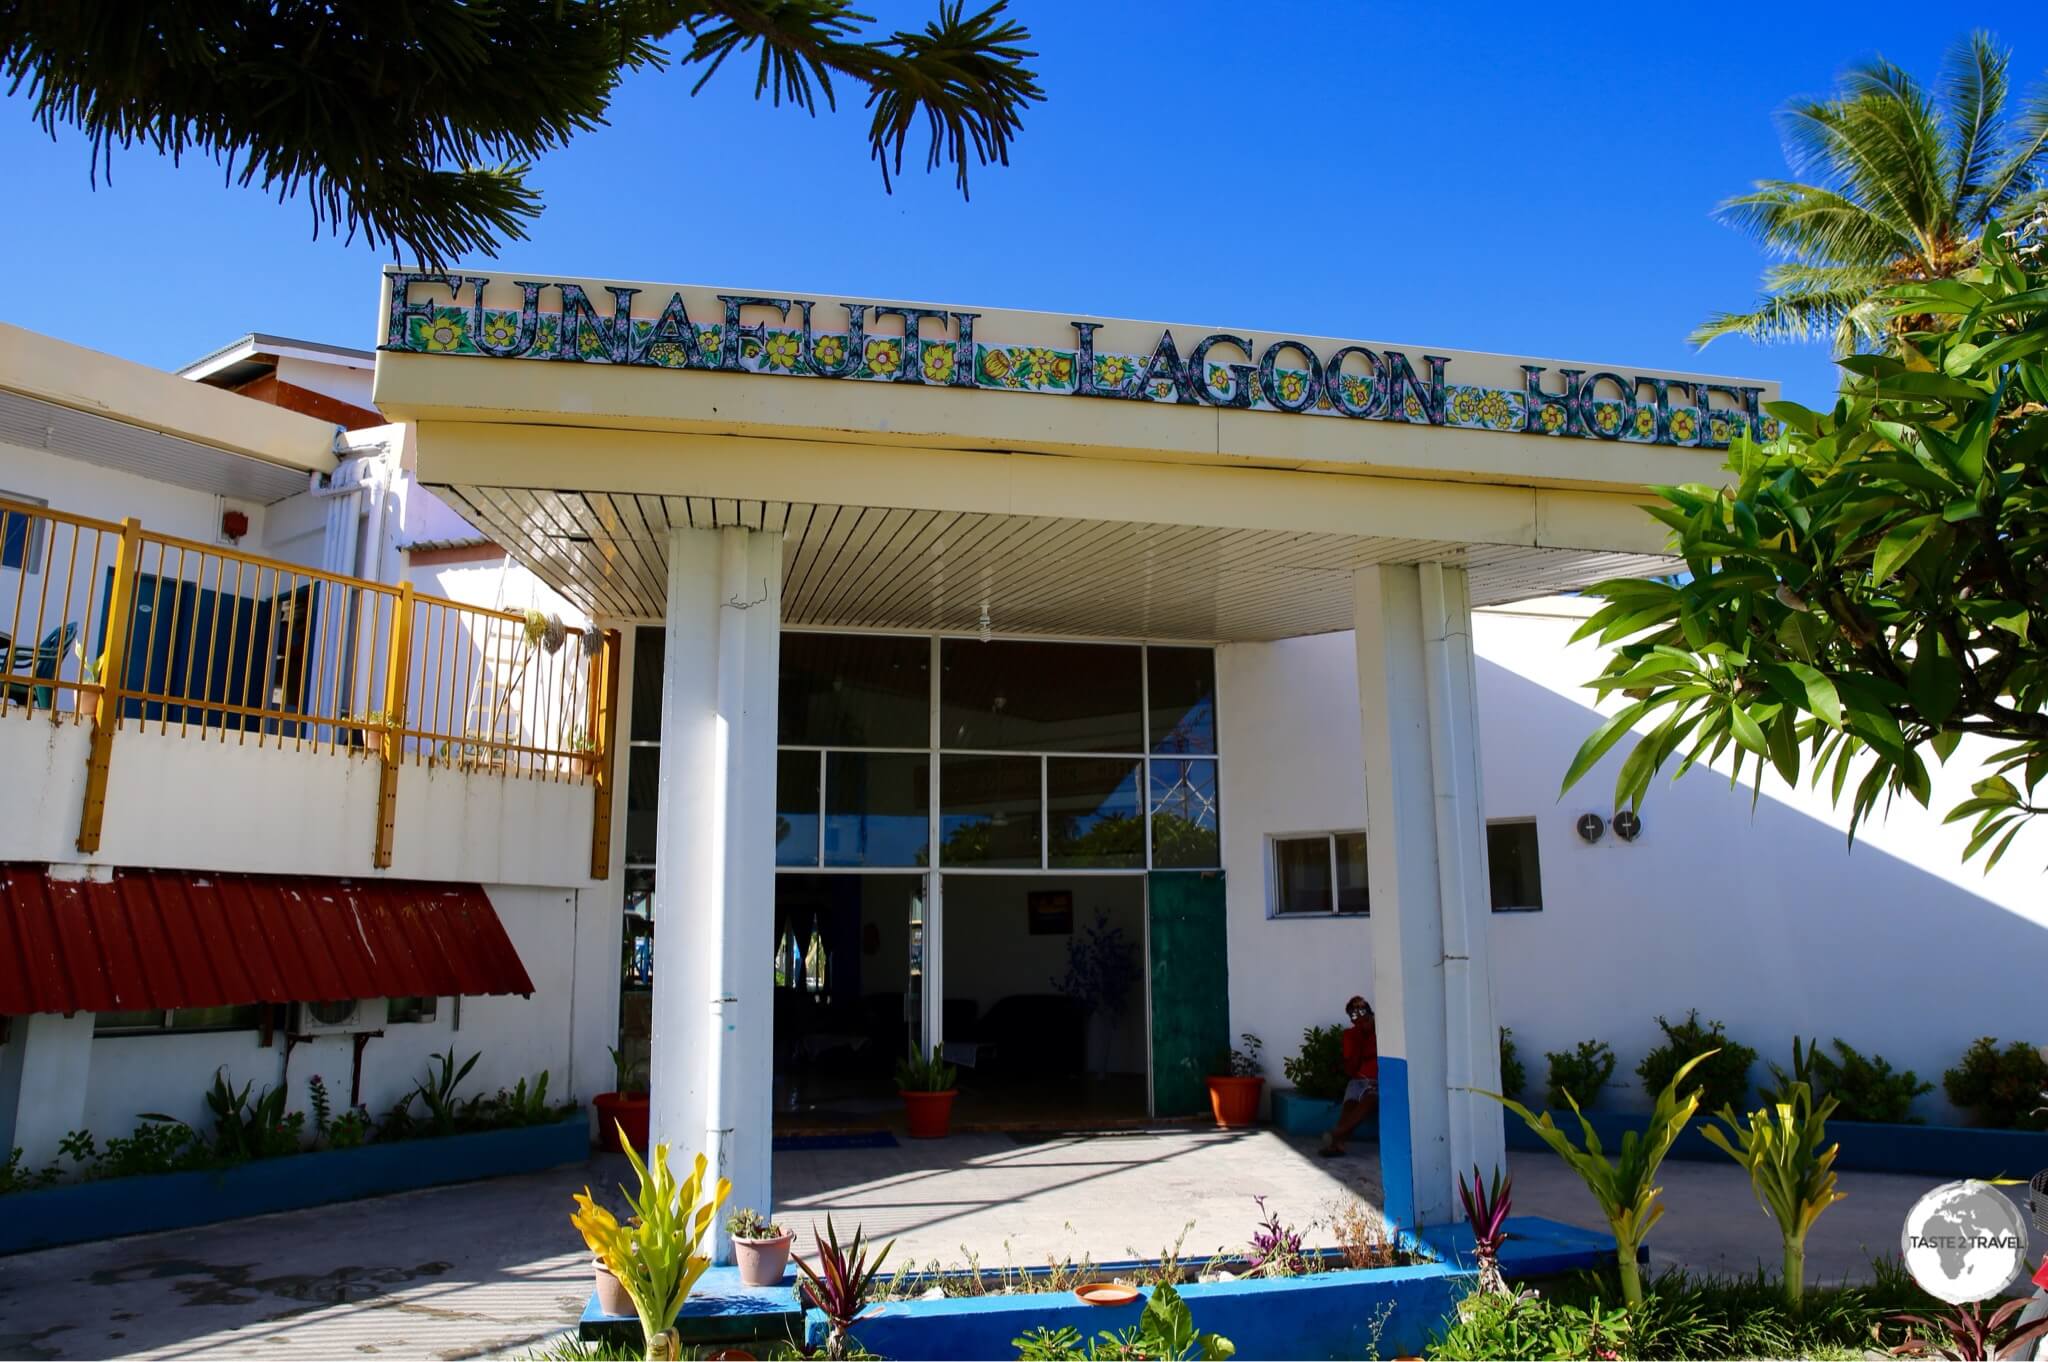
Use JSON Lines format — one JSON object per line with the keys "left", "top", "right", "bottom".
{"left": 1612, "top": 809, "right": 1642, "bottom": 842}
{"left": 1575, "top": 812, "right": 1606, "bottom": 844}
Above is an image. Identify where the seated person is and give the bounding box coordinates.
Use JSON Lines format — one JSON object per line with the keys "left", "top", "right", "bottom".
{"left": 1319, "top": 995, "right": 1378, "bottom": 1157}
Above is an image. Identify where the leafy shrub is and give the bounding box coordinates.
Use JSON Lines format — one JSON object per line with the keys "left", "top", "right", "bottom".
{"left": 0, "top": 1146, "right": 61, "bottom": 1195}
{"left": 895, "top": 1046, "right": 959, "bottom": 1093}
{"left": 1497, "top": 1029, "right": 1526, "bottom": 1103}
{"left": 1942, "top": 1037, "right": 2048, "bottom": 1130}
{"left": 1637, "top": 1012, "right": 1756, "bottom": 1114}
{"left": 1431, "top": 1259, "right": 1939, "bottom": 1361}
{"left": 1212, "top": 1033, "right": 1263, "bottom": 1078}
{"left": 1282, "top": 1025, "right": 1346, "bottom": 1102}
{"left": 56, "top": 1123, "right": 211, "bottom": 1181}
{"left": 1245, "top": 1195, "right": 1304, "bottom": 1277}
{"left": 1807, "top": 1039, "right": 1931, "bottom": 1125}
{"left": 1430, "top": 1286, "right": 1631, "bottom": 1361}
{"left": 1545, "top": 1039, "right": 1617, "bottom": 1110}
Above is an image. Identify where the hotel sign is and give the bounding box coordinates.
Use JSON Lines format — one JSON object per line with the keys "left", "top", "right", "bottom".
{"left": 382, "top": 273, "right": 1775, "bottom": 448}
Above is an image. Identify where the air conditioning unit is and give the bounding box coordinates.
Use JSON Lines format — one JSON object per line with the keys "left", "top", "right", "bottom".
{"left": 293, "top": 998, "right": 381, "bottom": 1035}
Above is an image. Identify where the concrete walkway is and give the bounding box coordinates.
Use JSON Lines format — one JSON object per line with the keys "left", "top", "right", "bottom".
{"left": 0, "top": 1132, "right": 1978, "bottom": 1360}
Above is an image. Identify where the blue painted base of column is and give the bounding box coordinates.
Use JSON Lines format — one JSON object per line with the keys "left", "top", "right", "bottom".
{"left": 1376, "top": 1057, "right": 1413, "bottom": 1232}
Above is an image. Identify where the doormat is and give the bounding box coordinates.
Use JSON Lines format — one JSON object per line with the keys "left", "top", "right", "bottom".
{"left": 772, "top": 1131, "right": 900, "bottom": 1151}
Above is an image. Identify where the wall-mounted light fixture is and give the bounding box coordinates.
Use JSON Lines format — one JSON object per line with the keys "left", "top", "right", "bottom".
{"left": 1575, "top": 813, "right": 1606, "bottom": 844}
{"left": 1612, "top": 809, "right": 1642, "bottom": 842}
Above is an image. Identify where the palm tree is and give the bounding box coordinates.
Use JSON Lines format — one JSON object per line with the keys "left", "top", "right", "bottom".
{"left": 1695, "top": 31, "right": 2048, "bottom": 352}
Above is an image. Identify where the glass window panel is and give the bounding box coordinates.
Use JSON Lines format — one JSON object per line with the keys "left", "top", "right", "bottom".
{"left": 624, "top": 866, "right": 656, "bottom": 919}
{"left": 94, "top": 1009, "right": 166, "bottom": 1033}
{"left": 1148, "top": 646, "right": 1217, "bottom": 755}
{"left": 631, "top": 626, "right": 665, "bottom": 742}
{"left": 939, "top": 754, "right": 1042, "bottom": 867}
{"left": 623, "top": 867, "right": 655, "bottom": 988}
{"left": 1335, "top": 833, "right": 1369, "bottom": 914}
{"left": 1273, "top": 836, "right": 1332, "bottom": 915}
{"left": 825, "top": 752, "right": 930, "bottom": 867}
{"left": 385, "top": 996, "right": 438, "bottom": 1025}
{"left": 780, "top": 633, "right": 930, "bottom": 748}
{"left": 169, "top": 1005, "right": 261, "bottom": 1031}
{"left": 1150, "top": 758, "right": 1220, "bottom": 868}
{"left": 777, "top": 748, "right": 821, "bottom": 866}
{"left": 939, "top": 639, "right": 1142, "bottom": 752}
{"left": 1487, "top": 821, "right": 1543, "bottom": 910}
{"left": 625, "top": 745, "right": 660, "bottom": 867}
{"left": 1048, "top": 758, "right": 1144, "bottom": 869}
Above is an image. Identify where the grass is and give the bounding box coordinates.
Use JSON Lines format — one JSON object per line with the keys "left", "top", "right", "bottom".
{"left": 1428, "top": 1258, "right": 1956, "bottom": 1360}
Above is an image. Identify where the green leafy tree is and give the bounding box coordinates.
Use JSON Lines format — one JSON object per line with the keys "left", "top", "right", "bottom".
{"left": 1695, "top": 31, "right": 2048, "bottom": 352}
{"left": 0, "top": 0, "right": 1043, "bottom": 264}
{"left": 1566, "top": 211, "right": 2048, "bottom": 869}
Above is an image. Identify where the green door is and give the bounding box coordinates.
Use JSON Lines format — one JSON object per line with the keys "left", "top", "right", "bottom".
{"left": 1147, "top": 871, "right": 1229, "bottom": 1116}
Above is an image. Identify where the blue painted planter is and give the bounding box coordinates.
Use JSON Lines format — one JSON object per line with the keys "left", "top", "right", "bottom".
{"left": 1504, "top": 1109, "right": 2048, "bottom": 1178}
{"left": 815, "top": 1218, "right": 1615, "bottom": 1361}
{"left": 1, "top": 1114, "right": 588, "bottom": 1255}
{"left": 1270, "top": 1088, "right": 1339, "bottom": 1136}
{"left": 584, "top": 1218, "right": 1620, "bottom": 1358}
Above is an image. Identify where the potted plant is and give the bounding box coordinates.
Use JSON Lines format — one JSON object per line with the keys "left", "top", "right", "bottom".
{"left": 1275, "top": 1024, "right": 1347, "bottom": 1133}
{"left": 570, "top": 1128, "right": 729, "bottom": 1360}
{"left": 592, "top": 1045, "right": 650, "bottom": 1153}
{"left": 727, "top": 1207, "right": 796, "bottom": 1287}
{"left": 895, "top": 1046, "right": 958, "bottom": 1139}
{"left": 1206, "top": 1033, "right": 1265, "bottom": 1128}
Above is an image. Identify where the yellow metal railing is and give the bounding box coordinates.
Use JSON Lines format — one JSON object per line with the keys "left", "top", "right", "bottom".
{"left": 0, "top": 494, "right": 618, "bottom": 872}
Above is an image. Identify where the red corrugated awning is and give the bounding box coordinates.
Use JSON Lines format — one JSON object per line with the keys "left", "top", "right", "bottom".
{"left": 0, "top": 866, "right": 535, "bottom": 1015}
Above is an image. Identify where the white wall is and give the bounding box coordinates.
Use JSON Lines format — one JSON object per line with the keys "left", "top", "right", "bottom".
{"left": 0, "top": 721, "right": 605, "bottom": 886}
{"left": 274, "top": 355, "right": 374, "bottom": 410}
{"left": 1216, "top": 632, "right": 1373, "bottom": 1087}
{"left": 1217, "top": 605, "right": 2048, "bottom": 1123}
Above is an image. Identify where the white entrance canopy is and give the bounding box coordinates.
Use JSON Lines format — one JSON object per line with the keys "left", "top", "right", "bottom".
{"left": 373, "top": 269, "right": 1771, "bottom": 1250}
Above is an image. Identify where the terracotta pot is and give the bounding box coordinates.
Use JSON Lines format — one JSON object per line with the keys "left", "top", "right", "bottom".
{"left": 901, "top": 1088, "right": 957, "bottom": 1139}
{"left": 733, "top": 1230, "right": 796, "bottom": 1287}
{"left": 592, "top": 1257, "right": 633, "bottom": 1317}
{"left": 1206, "top": 1075, "right": 1263, "bottom": 1128}
{"left": 592, "top": 1091, "right": 650, "bottom": 1152}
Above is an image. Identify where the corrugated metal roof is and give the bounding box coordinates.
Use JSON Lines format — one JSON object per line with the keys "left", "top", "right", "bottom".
{"left": 0, "top": 866, "right": 533, "bottom": 1015}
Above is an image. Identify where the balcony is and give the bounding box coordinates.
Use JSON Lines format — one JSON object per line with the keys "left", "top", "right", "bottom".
{"left": 0, "top": 494, "right": 619, "bottom": 881}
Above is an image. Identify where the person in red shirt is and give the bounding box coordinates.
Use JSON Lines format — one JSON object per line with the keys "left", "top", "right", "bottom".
{"left": 1319, "top": 995, "right": 1378, "bottom": 1157}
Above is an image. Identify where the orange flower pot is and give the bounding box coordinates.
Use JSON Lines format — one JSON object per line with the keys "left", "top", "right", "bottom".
{"left": 1206, "top": 1075, "right": 1264, "bottom": 1128}
{"left": 593, "top": 1091, "right": 649, "bottom": 1151}
{"left": 901, "top": 1089, "right": 957, "bottom": 1139}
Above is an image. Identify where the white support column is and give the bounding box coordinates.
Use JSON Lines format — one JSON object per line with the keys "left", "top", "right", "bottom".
{"left": 1353, "top": 562, "right": 1504, "bottom": 1230}
{"left": 0, "top": 1012, "right": 94, "bottom": 1167}
{"left": 651, "top": 524, "right": 782, "bottom": 1262}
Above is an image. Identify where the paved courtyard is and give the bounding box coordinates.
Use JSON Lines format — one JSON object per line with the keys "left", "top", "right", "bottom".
{"left": 0, "top": 1130, "right": 1986, "bottom": 1360}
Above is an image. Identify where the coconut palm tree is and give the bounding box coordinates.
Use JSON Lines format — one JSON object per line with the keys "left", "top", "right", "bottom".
{"left": 1695, "top": 31, "right": 2048, "bottom": 352}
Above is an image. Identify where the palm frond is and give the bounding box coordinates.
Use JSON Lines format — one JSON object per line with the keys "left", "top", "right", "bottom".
{"left": 1828, "top": 62, "right": 1952, "bottom": 249}
{"left": 1715, "top": 181, "right": 1912, "bottom": 266}
{"left": 1977, "top": 76, "right": 2048, "bottom": 216}
{"left": 1940, "top": 30, "right": 2010, "bottom": 215}
{"left": 1689, "top": 284, "right": 1885, "bottom": 351}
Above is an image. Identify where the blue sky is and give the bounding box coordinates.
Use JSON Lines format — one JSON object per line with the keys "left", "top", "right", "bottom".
{"left": 3, "top": 3, "right": 2044, "bottom": 408}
